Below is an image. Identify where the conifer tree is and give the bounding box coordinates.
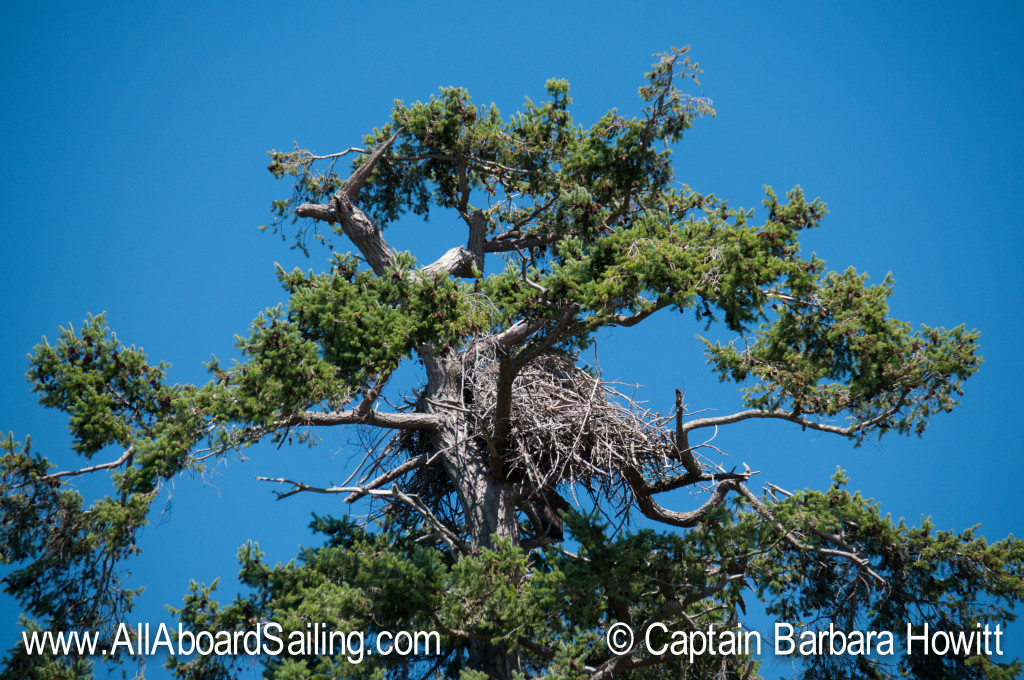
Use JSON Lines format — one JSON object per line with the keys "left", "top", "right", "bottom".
{"left": 3, "top": 48, "right": 1021, "bottom": 680}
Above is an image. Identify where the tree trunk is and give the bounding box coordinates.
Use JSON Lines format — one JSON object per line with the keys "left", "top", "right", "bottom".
{"left": 423, "top": 350, "right": 521, "bottom": 676}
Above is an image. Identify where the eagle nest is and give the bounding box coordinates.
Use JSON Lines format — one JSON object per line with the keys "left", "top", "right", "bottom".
{"left": 386, "top": 348, "right": 696, "bottom": 521}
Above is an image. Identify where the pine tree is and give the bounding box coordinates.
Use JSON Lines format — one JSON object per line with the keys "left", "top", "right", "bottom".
{"left": 3, "top": 48, "right": 1021, "bottom": 680}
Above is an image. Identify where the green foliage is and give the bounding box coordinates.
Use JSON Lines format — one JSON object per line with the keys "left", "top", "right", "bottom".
{"left": 162, "top": 492, "right": 1024, "bottom": 680}
{"left": 753, "top": 471, "right": 1024, "bottom": 679}
{"left": 28, "top": 314, "right": 175, "bottom": 458}
{"left": 0, "top": 433, "right": 146, "bottom": 676}
{"left": 277, "top": 252, "right": 487, "bottom": 383}
{"left": 0, "top": 616, "right": 95, "bottom": 680}
{"left": 4, "top": 313, "right": 181, "bottom": 641}
{"left": 206, "top": 303, "right": 346, "bottom": 424}
{"left": 165, "top": 512, "right": 764, "bottom": 680}
{"left": 702, "top": 263, "right": 981, "bottom": 441}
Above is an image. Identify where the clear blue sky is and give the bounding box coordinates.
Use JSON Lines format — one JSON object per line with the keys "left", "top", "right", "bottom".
{"left": 2, "top": 2, "right": 1023, "bottom": 676}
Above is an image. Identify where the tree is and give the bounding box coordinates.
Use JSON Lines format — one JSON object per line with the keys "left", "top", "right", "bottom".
{"left": 2, "top": 48, "right": 1021, "bottom": 680}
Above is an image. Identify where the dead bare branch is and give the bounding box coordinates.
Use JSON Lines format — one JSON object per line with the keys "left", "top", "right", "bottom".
{"left": 255, "top": 477, "right": 467, "bottom": 555}
{"left": 29, "top": 447, "right": 135, "bottom": 486}
{"left": 287, "top": 408, "right": 439, "bottom": 430}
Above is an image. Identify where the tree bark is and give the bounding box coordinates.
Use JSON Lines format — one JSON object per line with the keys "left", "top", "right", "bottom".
{"left": 423, "top": 349, "right": 522, "bottom": 677}
{"left": 423, "top": 350, "right": 518, "bottom": 551}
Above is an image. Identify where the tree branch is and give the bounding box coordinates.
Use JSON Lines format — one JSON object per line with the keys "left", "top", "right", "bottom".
{"left": 422, "top": 210, "right": 487, "bottom": 278}
{"left": 421, "top": 247, "right": 478, "bottom": 278}
{"left": 293, "top": 132, "right": 403, "bottom": 274}
{"left": 490, "top": 353, "right": 516, "bottom": 462}
{"left": 645, "top": 469, "right": 751, "bottom": 495}
{"left": 483, "top": 231, "right": 560, "bottom": 253}
{"left": 293, "top": 202, "right": 339, "bottom": 223}
{"left": 510, "top": 304, "right": 582, "bottom": 369}
{"left": 256, "top": 478, "right": 468, "bottom": 554}
{"left": 672, "top": 389, "right": 701, "bottom": 478}
{"left": 733, "top": 483, "right": 885, "bottom": 584}
{"left": 286, "top": 408, "right": 438, "bottom": 430}
{"left": 466, "top": 209, "right": 486, "bottom": 266}
{"left": 681, "top": 408, "right": 855, "bottom": 437}
{"left": 624, "top": 471, "right": 738, "bottom": 528}
{"left": 342, "top": 454, "right": 428, "bottom": 503}
{"left": 342, "top": 129, "right": 402, "bottom": 200}
{"left": 354, "top": 370, "right": 392, "bottom": 419}
{"left": 331, "top": 193, "right": 395, "bottom": 275}
{"left": 492, "top": 319, "right": 546, "bottom": 350}
{"left": 620, "top": 449, "right": 741, "bottom": 528}
{"left": 680, "top": 392, "right": 911, "bottom": 440}
{"left": 608, "top": 298, "right": 671, "bottom": 328}
{"left": 307, "top": 146, "right": 369, "bottom": 161}
{"left": 30, "top": 447, "right": 135, "bottom": 486}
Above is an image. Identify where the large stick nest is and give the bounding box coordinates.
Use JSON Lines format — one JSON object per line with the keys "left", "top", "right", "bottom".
{"left": 390, "top": 347, "right": 694, "bottom": 519}
{"left": 471, "top": 352, "right": 679, "bottom": 496}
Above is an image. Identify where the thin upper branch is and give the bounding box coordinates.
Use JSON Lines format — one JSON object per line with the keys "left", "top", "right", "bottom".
{"left": 672, "top": 389, "right": 701, "bottom": 478}
{"left": 645, "top": 469, "right": 751, "bottom": 495}
{"left": 294, "top": 132, "right": 403, "bottom": 274}
{"left": 609, "top": 298, "right": 672, "bottom": 328}
{"left": 343, "top": 129, "right": 403, "bottom": 200}
{"left": 307, "top": 146, "right": 369, "bottom": 161}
